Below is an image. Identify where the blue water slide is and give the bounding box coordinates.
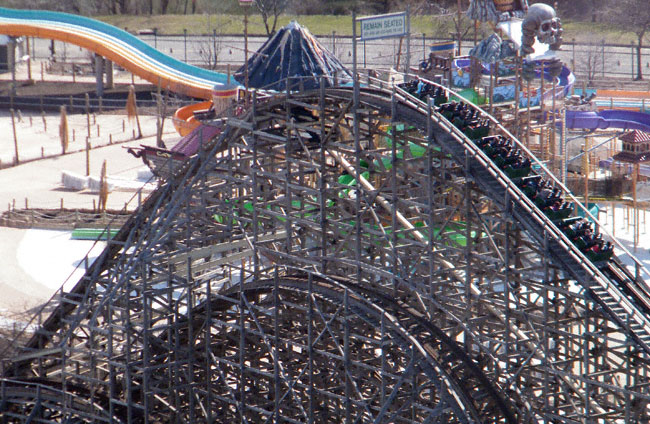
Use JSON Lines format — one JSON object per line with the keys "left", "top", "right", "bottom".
{"left": 565, "top": 109, "right": 650, "bottom": 132}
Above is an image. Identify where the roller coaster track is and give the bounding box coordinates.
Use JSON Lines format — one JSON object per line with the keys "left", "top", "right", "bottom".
{"left": 3, "top": 78, "right": 650, "bottom": 421}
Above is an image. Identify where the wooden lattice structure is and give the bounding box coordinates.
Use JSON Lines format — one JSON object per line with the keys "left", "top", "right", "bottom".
{"left": 3, "top": 78, "right": 650, "bottom": 422}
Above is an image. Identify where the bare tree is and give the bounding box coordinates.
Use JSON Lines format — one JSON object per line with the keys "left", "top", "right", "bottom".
{"left": 452, "top": 0, "right": 472, "bottom": 56}
{"left": 196, "top": 15, "right": 232, "bottom": 70}
{"left": 601, "top": 0, "right": 650, "bottom": 80}
{"left": 574, "top": 36, "right": 610, "bottom": 87}
{"left": 160, "top": 0, "right": 170, "bottom": 14}
{"left": 255, "top": 0, "right": 289, "bottom": 36}
{"left": 183, "top": 0, "right": 197, "bottom": 14}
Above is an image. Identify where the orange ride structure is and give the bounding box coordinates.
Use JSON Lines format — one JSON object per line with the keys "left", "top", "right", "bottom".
{"left": 172, "top": 83, "right": 239, "bottom": 136}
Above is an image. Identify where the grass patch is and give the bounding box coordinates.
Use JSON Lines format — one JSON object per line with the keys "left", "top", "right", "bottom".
{"left": 96, "top": 13, "right": 638, "bottom": 46}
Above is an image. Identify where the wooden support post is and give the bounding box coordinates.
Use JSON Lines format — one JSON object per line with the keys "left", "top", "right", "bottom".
{"left": 86, "top": 138, "right": 90, "bottom": 177}
{"left": 514, "top": 56, "right": 520, "bottom": 138}
{"left": 86, "top": 93, "right": 91, "bottom": 138}
{"left": 551, "top": 76, "right": 557, "bottom": 171}
{"left": 612, "top": 202, "right": 615, "bottom": 237}
{"left": 10, "top": 108, "right": 19, "bottom": 165}
{"left": 526, "top": 79, "right": 531, "bottom": 146}
{"left": 26, "top": 38, "right": 32, "bottom": 81}
{"left": 157, "top": 77, "right": 163, "bottom": 147}
{"left": 634, "top": 163, "right": 639, "bottom": 251}
{"left": 539, "top": 60, "right": 546, "bottom": 124}
{"left": 583, "top": 137, "right": 589, "bottom": 209}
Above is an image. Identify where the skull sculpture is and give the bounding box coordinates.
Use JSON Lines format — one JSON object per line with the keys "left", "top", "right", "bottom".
{"left": 521, "top": 3, "right": 563, "bottom": 55}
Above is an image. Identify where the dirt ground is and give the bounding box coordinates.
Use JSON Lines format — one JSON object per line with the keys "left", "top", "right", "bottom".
{"left": 0, "top": 61, "right": 176, "bottom": 321}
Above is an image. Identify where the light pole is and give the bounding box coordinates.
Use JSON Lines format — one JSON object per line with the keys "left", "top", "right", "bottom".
{"left": 239, "top": 0, "right": 253, "bottom": 101}
{"left": 183, "top": 28, "right": 187, "bottom": 62}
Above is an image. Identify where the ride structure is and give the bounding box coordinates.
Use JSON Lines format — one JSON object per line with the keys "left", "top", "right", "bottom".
{"left": 3, "top": 72, "right": 650, "bottom": 421}
{"left": 5, "top": 4, "right": 650, "bottom": 423}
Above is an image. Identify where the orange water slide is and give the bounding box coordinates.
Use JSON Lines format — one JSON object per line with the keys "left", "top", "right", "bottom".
{"left": 173, "top": 101, "right": 212, "bottom": 136}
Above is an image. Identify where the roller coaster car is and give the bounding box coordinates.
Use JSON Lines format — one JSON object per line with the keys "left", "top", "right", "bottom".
{"left": 542, "top": 201, "right": 572, "bottom": 221}
{"left": 515, "top": 175, "right": 543, "bottom": 198}
{"left": 556, "top": 216, "right": 582, "bottom": 231}
{"left": 476, "top": 135, "right": 510, "bottom": 156}
{"left": 398, "top": 80, "right": 449, "bottom": 105}
{"left": 574, "top": 233, "right": 603, "bottom": 251}
{"left": 438, "top": 102, "right": 465, "bottom": 121}
{"left": 476, "top": 134, "right": 504, "bottom": 149}
{"left": 397, "top": 80, "right": 419, "bottom": 94}
{"left": 492, "top": 149, "right": 520, "bottom": 167}
{"left": 534, "top": 187, "right": 563, "bottom": 209}
{"left": 461, "top": 121, "right": 490, "bottom": 140}
{"left": 584, "top": 240, "right": 614, "bottom": 264}
{"left": 557, "top": 218, "right": 614, "bottom": 265}
{"left": 502, "top": 161, "right": 532, "bottom": 180}
{"left": 561, "top": 219, "right": 592, "bottom": 240}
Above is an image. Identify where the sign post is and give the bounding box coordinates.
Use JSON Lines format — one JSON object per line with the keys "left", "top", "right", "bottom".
{"left": 357, "top": 10, "right": 410, "bottom": 75}
{"left": 239, "top": 0, "right": 253, "bottom": 97}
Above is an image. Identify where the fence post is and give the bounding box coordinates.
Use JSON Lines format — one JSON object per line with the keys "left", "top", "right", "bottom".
{"left": 214, "top": 28, "right": 219, "bottom": 69}
{"left": 601, "top": 39, "right": 605, "bottom": 78}
{"left": 10, "top": 108, "right": 19, "bottom": 165}
{"left": 422, "top": 33, "right": 426, "bottom": 61}
{"left": 571, "top": 38, "right": 575, "bottom": 71}
{"left": 632, "top": 42, "right": 636, "bottom": 81}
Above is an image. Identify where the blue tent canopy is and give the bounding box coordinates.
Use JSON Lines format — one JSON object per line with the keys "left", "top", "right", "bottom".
{"left": 235, "top": 21, "right": 352, "bottom": 91}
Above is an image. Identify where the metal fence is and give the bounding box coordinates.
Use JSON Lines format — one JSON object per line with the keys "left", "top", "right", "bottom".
{"left": 9, "top": 33, "right": 650, "bottom": 85}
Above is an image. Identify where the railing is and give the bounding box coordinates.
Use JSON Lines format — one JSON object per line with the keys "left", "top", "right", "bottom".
{"left": 0, "top": 94, "right": 158, "bottom": 112}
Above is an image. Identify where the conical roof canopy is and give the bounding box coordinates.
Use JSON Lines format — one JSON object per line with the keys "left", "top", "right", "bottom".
{"left": 235, "top": 21, "right": 352, "bottom": 91}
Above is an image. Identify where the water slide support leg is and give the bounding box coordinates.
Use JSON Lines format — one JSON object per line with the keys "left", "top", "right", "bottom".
{"left": 105, "top": 60, "right": 114, "bottom": 90}
{"left": 8, "top": 37, "right": 15, "bottom": 95}
{"left": 95, "top": 54, "right": 104, "bottom": 98}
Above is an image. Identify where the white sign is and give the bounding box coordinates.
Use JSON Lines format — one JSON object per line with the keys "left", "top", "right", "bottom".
{"left": 359, "top": 12, "right": 407, "bottom": 41}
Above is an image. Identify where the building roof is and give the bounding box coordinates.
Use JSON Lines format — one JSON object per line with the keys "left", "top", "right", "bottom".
{"left": 620, "top": 130, "right": 650, "bottom": 143}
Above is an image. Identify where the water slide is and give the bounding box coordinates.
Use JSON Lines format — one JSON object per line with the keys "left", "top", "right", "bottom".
{"left": 173, "top": 100, "right": 214, "bottom": 136}
{"left": 565, "top": 109, "right": 650, "bottom": 132}
{"left": 0, "top": 7, "right": 231, "bottom": 99}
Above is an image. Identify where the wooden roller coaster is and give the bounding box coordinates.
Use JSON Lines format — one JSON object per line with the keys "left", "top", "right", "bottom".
{"left": 3, "top": 75, "right": 650, "bottom": 422}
